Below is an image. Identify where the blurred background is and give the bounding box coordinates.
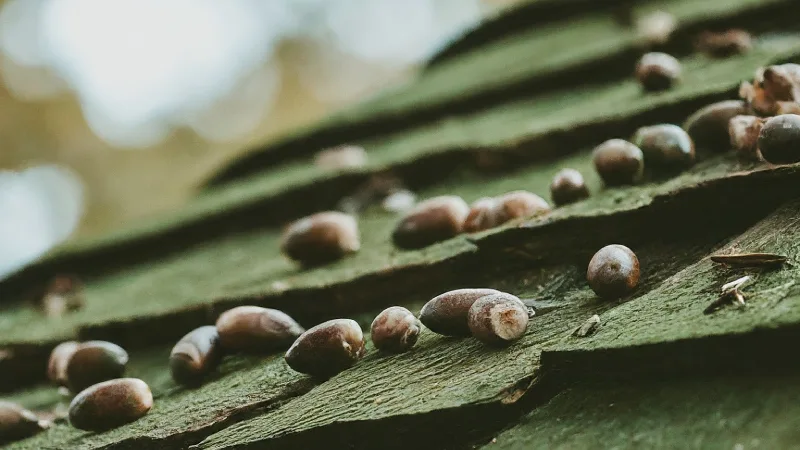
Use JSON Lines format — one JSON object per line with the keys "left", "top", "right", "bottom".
{"left": 0, "top": 0, "right": 515, "bottom": 279}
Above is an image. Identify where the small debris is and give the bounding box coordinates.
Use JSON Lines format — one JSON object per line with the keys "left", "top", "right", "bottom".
{"left": 704, "top": 288, "right": 746, "bottom": 315}
{"left": 38, "top": 275, "right": 84, "bottom": 317}
{"left": 710, "top": 253, "right": 787, "bottom": 267}
{"left": 374, "top": 397, "right": 384, "bottom": 405}
{"left": 573, "top": 315, "right": 601, "bottom": 337}
{"left": 314, "top": 145, "right": 367, "bottom": 170}
{"left": 382, "top": 189, "right": 416, "bottom": 213}
{"left": 721, "top": 275, "right": 752, "bottom": 293}
{"left": 636, "top": 11, "right": 676, "bottom": 47}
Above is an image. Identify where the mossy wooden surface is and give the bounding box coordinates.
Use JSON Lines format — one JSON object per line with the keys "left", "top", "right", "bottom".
{"left": 3, "top": 2, "right": 800, "bottom": 448}
{"left": 488, "top": 374, "right": 800, "bottom": 450}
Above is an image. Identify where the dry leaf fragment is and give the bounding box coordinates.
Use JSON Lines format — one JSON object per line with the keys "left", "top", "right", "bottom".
{"left": 573, "top": 315, "right": 601, "bottom": 337}
{"left": 710, "top": 253, "right": 787, "bottom": 267}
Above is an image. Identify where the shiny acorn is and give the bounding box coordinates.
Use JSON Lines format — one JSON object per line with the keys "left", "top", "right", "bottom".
{"left": 419, "top": 288, "right": 501, "bottom": 336}
{"left": 635, "top": 52, "right": 681, "bottom": 91}
{"left": 683, "top": 100, "right": 752, "bottom": 151}
{"left": 170, "top": 325, "right": 223, "bottom": 386}
{"left": 281, "top": 211, "right": 360, "bottom": 266}
{"left": 370, "top": 306, "right": 422, "bottom": 353}
{"left": 285, "top": 319, "right": 366, "bottom": 378}
{"left": 66, "top": 341, "right": 129, "bottom": 393}
{"left": 68, "top": 378, "right": 153, "bottom": 431}
{"left": 592, "top": 139, "right": 644, "bottom": 186}
{"left": 729, "top": 115, "right": 766, "bottom": 161}
{"left": 47, "top": 341, "right": 80, "bottom": 386}
{"left": 757, "top": 114, "right": 800, "bottom": 164}
{"left": 467, "top": 292, "right": 529, "bottom": 345}
{"left": 632, "top": 124, "right": 695, "bottom": 169}
{"left": 0, "top": 401, "right": 48, "bottom": 444}
{"left": 216, "top": 306, "right": 304, "bottom": 354}
{"left": 550, "top": 168, "right": 590, "bottom": 206}
{"left": 587, "top": 245, "right": 640, "bottom": 300}
{"left": 392, "top": 195, "right": 469, "bottom": 249}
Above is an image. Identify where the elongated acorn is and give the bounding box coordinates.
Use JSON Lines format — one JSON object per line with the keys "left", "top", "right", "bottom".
{"left": 66, "top": 341, "right": 128, "bottom": 393}
{"left": 592, "top": 139, "right": 644, "bottom": 186}
{"left": 728, "top": 115, "right": 766, "bottom": 161}
{"left": 419, "top": 288, "right": 501, "bottom": 336}
{"left": 0, "top": 401, "right": 48, "bottom": 444}
{"left": 550, "top": 168, "right": 590, "bottom": 206}
{"left": 695, "top": 29, "right": 752, "bottom": 57}
{"left": 68, "top": 378, "right": 153, "bottom": 431}
{"left": 635, "top": 52, "right": 681, "bottom": 91}
{"left": 170, "top": 326, "right": 223, "bottom": 386}
{"left": 467, "top": 292, "right": 529, "bottom": 345}
{"left": 757, "top": 114, "right": 800, "bottom": 164}
{"left": 281, "top": 211, "right": 359, "bottom": 266}
{"left": 683, "top": 100, "right": 752, "bottom": 151}
{"left": 463, "top": 197, "right": 500, "bottom": 232}
{"left": 587, "top": 245, "right": 640, "bottom": 300}
{"left": 392, "top": 195, "right": 469, "bottom": 249}
{"left": 47, "top": 341, "right": 80, "bottom": 386}
{"left": 370, "top": 307, "right": 421, "bottom": 353}
{"left": 216, "top": 306, "right": 304, "bottom": 354}
{"left": 632, "top": 124, "right": 695, "bottom": 169}
{"left": 285, "top": 319, "right": 366, "bottom": 378}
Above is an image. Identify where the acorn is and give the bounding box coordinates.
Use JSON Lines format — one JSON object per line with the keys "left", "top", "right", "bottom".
{"left": 587, "top": 245, "right": 640, "bottom": 300}
{"left": 281, "top": 211, "right": 360, "bottom": 266}
{"left": 729, "top": 115, "right": 766, "bottom": 161}
{"left": 170, "top": 326, "right": 223, "bottom": 386}
{"left": 632, "top": 124, "right": 695, "bottom": 169}
{"left": 47, "top": 341, "right": 80, "bottom": 386}
{"left": 392, "top": 195, "right": 469, "bottom": 249}
{"left": 550, "top": 168, "right": 589, "bottom": 206}
{"left": 314, "top": 145, "right": 367, "bottom": 170}
{"left": 0, "top": 401, "right": 48, "bottom": 444}
{"left": 695, "top": 29, "right": 752, "bottom": 58}
{"left": 68, "top": 378, "right": 153, "bottom": 431}
{"left": 496, "top": 191, "right": 550, "bottom": 223}
{"left": 683, "top": 100, "right": 752, "bottom": 151}
{"left": 757, "top": 114, "right": 800, "bottom": 164}
{"left": 65, "top": 341, "right": 128, "bottom": 393}
{"left": 370, "top": 306, "right": 422, "bottom": 353}
{"left": 467, "top": 293, "right": 529, "bottom": 345}
{"left": 592, "top": 139, "right": 644, "bottom": 186}
{"left": 740, "top": 64, "right": 800, "bottom": 115}
{"left": 285, "top": 319, "right": 366, "bottom": 378}
{"left": 635, "top": 52, "right": 681, "bottom": 91}
{"left": 635, "top": 10, "right": 676, "bottom": 47}
{"left": 216, "top": 306, "right": 304, "bottom": 354}
{"left": 463, "top": 197, "right": 499, "bottom": 232}
{"left": 419, "top": 288, "right": 501, "bottom": 337}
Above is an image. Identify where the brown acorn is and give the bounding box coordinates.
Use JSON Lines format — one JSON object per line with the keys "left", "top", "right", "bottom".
{"left": 370, "top": 307, "right": 421, "bottom": 353}
{"left": 281, "top": 211, "right": 360, "bottom": 266}
{"left": 592, "top": 139, "right": 644, "bottom": 186}
{"left": 0, "top": 401, "right": 48, "bottom": 444}
{"left": 757, "top": 114, "right": 800, "bottom": 164}
{"left": 739, "top": 64, "right": 800, "bottom": 115}
{"left": 632, "top": 124, "right": 695, "bottom": 169}
{"left": 463, "top": 197, "right": 501, "bottom": 233}
{"left": 467, "top": 293, "right": 529, "bottom": 345}
{"left": 550, "top": 169, "right": 590, "bottom": 206}
{"left": 683, "top": 100, "right": 752, "bottom": 151}
{"left": 215, "top": 306, "right": 304, "bottom": 354}
{"left": 68, "top": 378, "right": 153, "bottom": 431}
{"left": 587, "top": 245, "right": 640, "bottom": 300}
{"left": 65, "top": 341, "right": 128, "bottom": 393}
{"left": 728, "top": 115, "right": 766, "bottom": 161}
{"left": 635, "top": 52, "right": 681, "bottom": 91}
{"left": 47, "top": 341, "right": 80, "bottom": 386}
{"left": 285, "top": 319, "right": 366, "bottom": 378}
{"left": 170, "top": 326, "right": 223, "bottom": 386}
{"left": 392, "top": 195, "right": 469, "bottom": 249}
{"left": 695, "top": 29, "right": 752, "bottom": 58}
{"left": 496, "top": 191, "right": 550, "bottom": 223}
{"left": 419, "top": 288, "right": 501, "bottom": 337}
